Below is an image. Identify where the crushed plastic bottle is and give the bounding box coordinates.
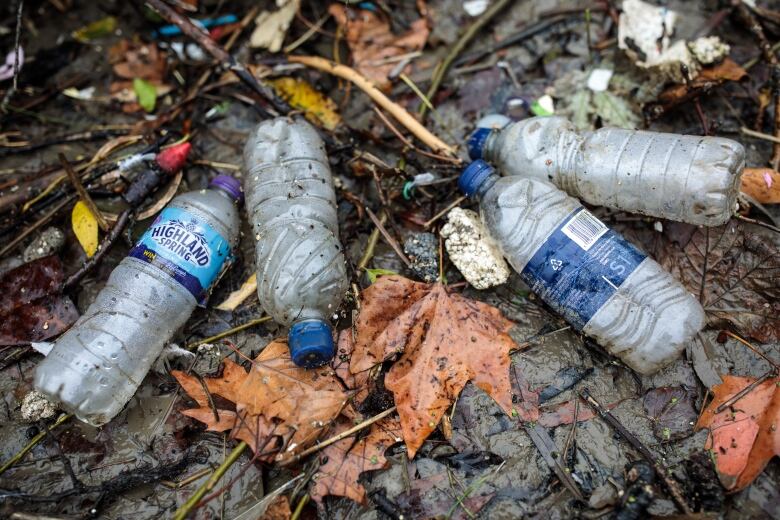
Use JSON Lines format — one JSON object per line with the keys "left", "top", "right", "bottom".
{"left": 243, "top": 117, "right": 348, "bottom": 368}
{"left": 468, "top": 115, "right": 745, "bottom": 226}
{"left": 34, "top": 176, "right": 242, "bottom": 426}
{"left": 459, "top": 160, "right": 705, "bottom": 375}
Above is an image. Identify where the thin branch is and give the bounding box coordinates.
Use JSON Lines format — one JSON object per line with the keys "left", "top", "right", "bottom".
{"left": 59, "top": 153, "right": 109, "bottom": 231}
{"left": 0, "top": 413, "right": 72, "bottom": 476}
{"left": 288, "top": 55, "right": 455, "bottom": 156}
{"left": 280, "top": 406, "right": 397, "bottom": 466}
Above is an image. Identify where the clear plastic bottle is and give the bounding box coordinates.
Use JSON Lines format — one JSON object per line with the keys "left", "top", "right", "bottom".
{"left": 243, "top": 117, "right": 348, "bottom": 368}
{"left": 468, "top": 116, "right": 745, "bottom": 226}
{"left": 459, "top": 160, "right": 705, "bottom": 375}
{"left": 34, "top": 176, "right": 242, "bottom": 425}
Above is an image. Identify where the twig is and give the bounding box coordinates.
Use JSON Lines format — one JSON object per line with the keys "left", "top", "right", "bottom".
{"left": 741, "top": 126, "right": 780, "bottom": 144}
{"left": 0, "top": 196, "right": 72, "bottom": 259}
{"left": 524, "top": 424, "right": 585, "bottom": 502}
{"left": 0, "top": 413, "right": 72, "bottom": 476}
{"left": 366, "top": 208, "right": 410, "bottom": 267}
{"left": 714, "top": 369, "right": 776, "bottom": 414}
{"left": 579, "top": 389, "right": 692, "bottom": 514}
{"left": 735, "top": 214, "right": 780, "bottom": 234}
{"left": 290, "top": 494, "right": 310, "bottom": 520}
{"left": 721, "top": 330, "right": 779, "bottom": 370}
{"left": 287, "top": 56, "right": 455, "bottom": 156}
{"left": 59, "top": 154, "right": 109, "bottom": 231}
{"left": 0, "top": 0, "right": 23, "bottom": 112}
{"left": 281, "top": 406, "right": 397, "bottom": 466}
{"left": 284, "top": 12, "right": 330, "bottom": 54}
{"left": 62, "top": 209, "right": 131, "bottom": 291}
{"left": 446, "top": 461, "right": 504, "bottom": 519}
{"left": 419, "top": 0, "right": 512, "bottom": 120}
{"left": 143, "top": 0, "right": 288, "bottom": 115}
{"left": 185, "top": 316, "right": 272, "bottom": 350}
{"left": 172, "top": 441, "right": 248, "bottom": 520}
{"left": 357, "top": 213, "right": 385, "bottom": 271}
{"left": 372, "top": 106, "right": 461, "bottom": 164}
{"left": 424, "top": 196, "right": 466, "bottom": 228}
{"left": 735, "top": 2, "right": 780, "bottom": 169}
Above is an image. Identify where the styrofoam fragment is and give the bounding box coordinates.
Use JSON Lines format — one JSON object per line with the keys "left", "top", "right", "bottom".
{"left": 441, "top": 207, "right": 510, "bottom": 290}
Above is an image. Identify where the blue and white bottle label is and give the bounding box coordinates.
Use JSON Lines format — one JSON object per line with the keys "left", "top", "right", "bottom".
{"left": 130, "top": 207, "right": 231, "bottom": 301}
{"left": 520, "top": 208, "right": 646, "bottom": 330}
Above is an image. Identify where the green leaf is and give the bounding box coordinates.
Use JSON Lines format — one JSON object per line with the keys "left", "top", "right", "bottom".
{"left": 569, "top": 89, "right": 592, "bottom": 130}
{"left": 133, "top": 78, "right": 157, "bottom": 113}
{"left": 365, "top": 268, "right": 398, "bottom": 284}
{"left": 592, "top": 91, "right": 640, "bottom": 129}
{"left": 72, "top": 16, "right": 117, "bottom": 42}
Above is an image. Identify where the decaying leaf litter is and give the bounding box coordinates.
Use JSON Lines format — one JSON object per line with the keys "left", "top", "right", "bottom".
{"left": 0, "top": 0, "right": 779, "bottom": 518}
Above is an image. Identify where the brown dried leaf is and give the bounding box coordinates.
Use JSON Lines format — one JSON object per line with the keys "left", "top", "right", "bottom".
{"left": 658, "top": 221, "right": 780, "bottom": 343}
{"left": 173, "top": 339, "right": 348, "bottom": 460}
{"left": 643, "top": 386, "right": 698, "bottom": 442}
{"left": 329, "top": 3, "right": 429, "bottom": 90}
{"left": 0, "top": 256, "right": 79, "bottom": 345}
{"left": 741, "top": 167, "right": 780, "bottom": 204}
{"left": 349, "top": 275, "right": 526, "bottom": 458}
{"left": 657, "top": 58, "right": 747, "bottom": 107}
{"left": 695, "top": 375, "right": 780, "bottom": 491}
{"left": 110, "top": 40, "right": 167, "bottom": 81}
{"left": 311, "top": 416, "right": 402, "bottom": 504}
{"left": 259, "top": 494, "right": 292, "bottom": 520}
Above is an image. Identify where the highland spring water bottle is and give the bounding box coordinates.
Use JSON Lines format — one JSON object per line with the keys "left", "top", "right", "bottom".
{"left": 459, "top": 160, "right": 705, "bottom": 374}
{"left": 468, "top": 115, "right": 745, "bottom": 226}
{"left": 34, "top": 176, "right": 242, "bottom": 425}
{"left": 243, "top": 117, "right": 348, "bottom": 368}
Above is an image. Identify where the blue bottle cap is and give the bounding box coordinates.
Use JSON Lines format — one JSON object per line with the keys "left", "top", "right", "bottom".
{"left": 288, "top": 319, "right": 335, "bottom": 368}
{"left": 467, "top": 128, "right": 492, "bottom": 160}
{"left": 458, "top": 160, "right": 496, "bottom": 197}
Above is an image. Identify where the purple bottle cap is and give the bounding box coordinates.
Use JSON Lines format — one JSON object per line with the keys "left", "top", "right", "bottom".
{"left": 209, "top": 175, "right": 244, "bottom": 204}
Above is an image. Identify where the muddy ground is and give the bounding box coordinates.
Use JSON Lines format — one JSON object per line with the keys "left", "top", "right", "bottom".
{"left": 1, "top": 0, "right": 779, "bottom": 518}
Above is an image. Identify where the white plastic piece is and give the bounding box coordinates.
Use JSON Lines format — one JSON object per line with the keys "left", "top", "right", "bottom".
{"left": 441, "top": 207, "right": 510, "bottom": 290}
{"left": 21, "top": 391, "right": 58, "bottom": 422}
{"left": 463, "top": 0, "right": 489, "bottom": 16}
{"left": 586, "top": 68, "right": 613, "bottom": 92}
{"left": 618, "top": 0, "right": 699, "bottom": 82}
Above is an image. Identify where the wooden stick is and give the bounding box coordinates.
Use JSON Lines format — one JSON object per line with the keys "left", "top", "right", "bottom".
{"left": 144, "top": 0, "right": 288, "bottom": 115}
{"left": 280, "top": 406, "right": 397, "bottom": 466}
{"left": 0, "top": 413, "right": 72, "bottom": 476}
{"left": 580, "top": 389, "right": 692, "bottom": 514}
{"left": 172, "top": 441, "right": 248, "bottom": 520}
{"left": 59, "top": 153, "right": 109, "bottom": 231}
{"left": 288, "top": 55, "right": 456, "bottom": 156}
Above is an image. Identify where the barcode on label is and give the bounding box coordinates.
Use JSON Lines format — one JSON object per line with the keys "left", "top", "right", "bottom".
{"left": 561, "top": 210, "right": 608, "bottom": 251}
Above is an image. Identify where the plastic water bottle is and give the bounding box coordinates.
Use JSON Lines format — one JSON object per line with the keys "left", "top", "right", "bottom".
{"left": 468, "top": 116, "right": 745, "bottom": 226}
{"left": 243, "top": 117, "right": 348, "bottom": 368}
{"left": 34, "top": 176, "right": 242, "bottom": 426}
{"left": 459, "top": 160, "right": 705, "bottom": 375}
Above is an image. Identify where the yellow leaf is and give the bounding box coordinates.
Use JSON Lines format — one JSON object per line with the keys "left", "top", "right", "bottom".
{"left": 72, "top": 201, "right": 99, "bottom": 258}
{"left": 269, "top": 77, "right": 341, "bottom": 130}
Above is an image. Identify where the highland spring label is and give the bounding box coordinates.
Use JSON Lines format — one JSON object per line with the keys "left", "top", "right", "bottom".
{"left": 130, "top": 207, "right": 231, "bottom": 301}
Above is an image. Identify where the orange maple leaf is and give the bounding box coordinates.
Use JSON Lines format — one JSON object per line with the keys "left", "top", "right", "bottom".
{"left": 172, "top": 339, "right": 348, "bottom": 461}
{"left": 348, "top": 275, "right": 530, "bottom": 458}
{"left": 695, "top": 374, "right": 780, "bottom": 491}
{"left": 311, "top": 416, "right": 402, "bottom": 504}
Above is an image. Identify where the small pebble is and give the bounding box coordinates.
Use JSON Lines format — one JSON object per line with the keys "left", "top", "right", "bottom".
{"left": 23, "top": 227, "right": 65, "bottom": 263}
{"left": 20, "top": 390, "right": 58, "bottom": 422}
{"left": 441, "top": 208, "right": 510, "bottom": 290}
{"left": 403, "top": 232, "right": 439, "bottom": 283}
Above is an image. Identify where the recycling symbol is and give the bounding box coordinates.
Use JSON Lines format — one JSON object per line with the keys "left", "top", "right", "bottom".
{"left": 550, "top": 258, "right": 563, "bottom": 271}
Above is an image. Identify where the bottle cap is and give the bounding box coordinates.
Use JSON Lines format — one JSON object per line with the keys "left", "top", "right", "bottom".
{"left": 458, "top": 160, "right": 496, "bottom": 197}
{"left": 209, "top": 175, "right": 244, "bottom": 205}
{"left": 288, "top": 319, "right": 335, "bottom": 368}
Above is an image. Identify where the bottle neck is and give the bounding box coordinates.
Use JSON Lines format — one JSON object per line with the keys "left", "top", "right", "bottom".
{"left": 474, "top": 173, "right": 499, "bottom": 200}
{"left": 481, "top": 131, "right": 498, "bottom": 163}
{"left": 211, "top": 186, "right": 239, "bottom": 204}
